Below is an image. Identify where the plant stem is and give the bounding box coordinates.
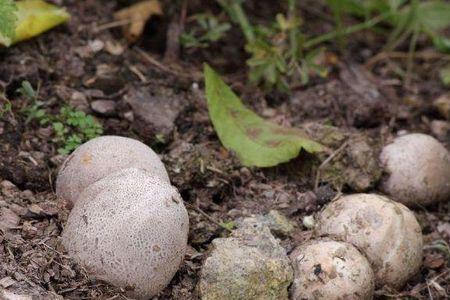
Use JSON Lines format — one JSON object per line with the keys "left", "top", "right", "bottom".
{"left": 303, "top": 11, "right": 392, "bottom": 49}
{"left": 217, "top": 0, "right": 255, "bottom": 43}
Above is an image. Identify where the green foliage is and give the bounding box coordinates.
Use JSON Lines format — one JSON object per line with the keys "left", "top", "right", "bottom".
{"left": 219, "top": 0, "right": 328, "bottom": 91}
{"left": 0, "top": 0, "right": 17, "bottom": 44}
{"left": 204, "top": 64, "right": 322, "bottom": 167}
{"left": 439, "top": 64, "right": 450, "bottom": 87}
{"left": 207, "top": 0, "right": 450, "bottom": 91}
{"left": 19, "top": 81, "right": 103, "bottom": 154}
{"left": 181, "top": 13, "right": 231, "bottom": 48}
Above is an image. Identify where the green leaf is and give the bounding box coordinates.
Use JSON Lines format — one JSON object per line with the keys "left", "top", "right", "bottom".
{"left": 433, "top": 35, "right": 450, "bottom": 54}
{"left": 204, "top": 64, "right": 323, "bottom": 167}
{"left": 439, "top": 64, "right": 450, "bottom": 87}
{"left": 0, "top": 0, "right": 17, "bottom": 45}
{"left": 0, "top": 0, "right": 70, "bottom": 47}
{"left": 417, "top": 1, "right": 450, "bottom": 32}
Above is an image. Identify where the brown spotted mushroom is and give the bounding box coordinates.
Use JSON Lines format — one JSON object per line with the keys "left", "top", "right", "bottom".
{"left": 315, "top": 194, "right": 422, "bottom": 289}
{"left": 380, "top": 133, "right": 450, "bottom": 207}
{"left": 290, "top": 239, "right": 375, "bottom": 300}
{"left": 56, "top": 135, "right": 169, "bottom": 206}
{"left": 62, "top": 168, "right": 188, "bottom": 300}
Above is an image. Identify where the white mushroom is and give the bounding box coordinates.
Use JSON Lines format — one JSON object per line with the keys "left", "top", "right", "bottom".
{"left": 62, "top": 168, "right": 188, "bottom": 300}
{"left": 315, "top": 194, "right": 423, "bottom": 289}
{"left": 56, "top": 135, "right": 170, "bottom": 206}
{"left": 290, "top": 239, "right": 374, "bottom": 300}
{"left": 380, "top": 133, "right": 450, "bottom": 207}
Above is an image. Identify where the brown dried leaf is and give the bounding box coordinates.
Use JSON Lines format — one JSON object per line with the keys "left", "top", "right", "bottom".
{"left": 114, "top": 0, "right": 162, "bottom": 42}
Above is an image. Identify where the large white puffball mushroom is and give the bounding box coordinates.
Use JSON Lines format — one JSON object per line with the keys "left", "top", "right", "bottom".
{"left": 380, "top": 133, "right": 450, "bottom": 207}
{"left": 316, "top": 194, "right": 422, "bottom": 289}
{"left": 62, "top": 168, "right": 188, "bottom": 300}
{"left": 290, "top": 239, "right": 374, "bottom": 300}
{"left": 56, "top": 135, "right": 170, "bottom": 206}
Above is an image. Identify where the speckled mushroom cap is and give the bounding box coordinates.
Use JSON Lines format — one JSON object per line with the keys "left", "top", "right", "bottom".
{"left": 380, "top": 133, "right": 450, "bottom": 207}
{"left": 62, "top": 168, "right": 188, "bottom": 300}
{"left": 290, "top": 239, "right": 374, "bottom": 300}
{"left": 315, "top": 194, "right": 423, "bottom": 289}
{"left": 56, "top": 135, "right": 170, "bottom": 206}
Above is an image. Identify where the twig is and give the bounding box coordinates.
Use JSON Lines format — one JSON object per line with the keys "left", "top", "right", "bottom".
{"left": 365, "top": 50, "right": 450, "bottom": 69}
{"left": 186, "top": 203, "right": 232, "bottom": 232}
{"left": 314, "top": 141, "right": 349, "bottom": 191}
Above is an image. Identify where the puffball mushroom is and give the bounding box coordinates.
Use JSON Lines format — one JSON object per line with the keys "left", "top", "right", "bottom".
{"left": 315, "top": 194, "right": 422, "bottom": 289}
{"left": 380, "top": 133, "right": 450, "bottom": 207}
{"left": 56, "top": 135, "right": 170, "bottom": 206}
{"left": 290, "top": 239, "right": 375, "bottom": 300}
{"left": 62, "top": 168, "right": 188, "bottom": 300}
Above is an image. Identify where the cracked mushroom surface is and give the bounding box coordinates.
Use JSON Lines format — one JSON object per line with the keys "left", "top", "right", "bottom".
{"left": 56, "top": 135, "right": 170, "bottom": 206}
{"left": 380, "top": 133, "right": 450, "bottom": 207}
{"left": 62, "top": 168, "right": 188, "bottom": 300}
{"left": 315, "top": 194, "right": 423, "bottom": 289}
{"left": 290, "top": 239, "right": 375, "bottom": 300}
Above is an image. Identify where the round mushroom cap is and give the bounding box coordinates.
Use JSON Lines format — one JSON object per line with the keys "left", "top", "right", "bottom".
{"left": 62, "top": 168, "right": 188, "bottom": 300}
{"left": 315, "top": 194, "right": 423, "bottom": 289}
{"left": 380, "top": 133, "right": 450, "bottom": 207}
{"left": 290, "top": 239, "right": 374, "bottom": 300}
{"left": 56, "top": 135, "right": 170, "bottom": 206}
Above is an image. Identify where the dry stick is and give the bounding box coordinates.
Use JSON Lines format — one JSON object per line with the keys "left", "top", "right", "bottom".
{"left": 314, "top": 141, "right": 349, "bottom": 192}
{"left": 185, "top": 203, "right": 232, "bottom": 232}
{"left": 365, "top": 51, "right": 450, "bottom": 69}
{"left": 134, "top": 47, "right": 202, "bottom": 81}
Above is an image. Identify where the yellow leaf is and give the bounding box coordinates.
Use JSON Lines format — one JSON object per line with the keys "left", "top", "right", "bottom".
{"left": 1, "top": 0, "right": 70, "bottom": 46}
{"left": 114, "top": 0, "right": 162, "bottom": 43}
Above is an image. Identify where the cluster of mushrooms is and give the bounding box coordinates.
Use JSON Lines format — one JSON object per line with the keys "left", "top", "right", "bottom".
{"left": 292, "top": 133, "right": 450, "bottom": 299}
{"left": 57, "top": 136, "right": 189, "bottom": 299}
{"left": 56, "top": 133, "right": 450, "bottom": 299}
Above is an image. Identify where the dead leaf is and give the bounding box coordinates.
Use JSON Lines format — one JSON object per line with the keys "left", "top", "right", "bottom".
{"left": 114, "top": 0, "right": 162, "bottom": 42}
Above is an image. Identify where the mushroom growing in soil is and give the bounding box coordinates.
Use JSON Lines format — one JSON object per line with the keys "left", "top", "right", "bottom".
{"left": 56, "top": 135, "right": 170, "bottom": 206}
{"left": 315, "top": 194, "right": 422, "bottom": 289}
{"left": 62, "top": 168, "right": 188, "bottom": 300}
{"left": 290, "top": 239, "right": 375, "bottom": 300}
{"left": 379, "top": 133, "right": 450, "bottom": 207}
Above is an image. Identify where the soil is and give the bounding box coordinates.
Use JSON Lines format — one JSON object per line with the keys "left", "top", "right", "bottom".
{"left": 1, "top": 0, "right": 450, "bottom": 299}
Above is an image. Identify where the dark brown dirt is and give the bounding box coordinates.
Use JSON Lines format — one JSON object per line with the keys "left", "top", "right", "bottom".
{"left": 1, "top": 0, "right": 449, "bottom": 299}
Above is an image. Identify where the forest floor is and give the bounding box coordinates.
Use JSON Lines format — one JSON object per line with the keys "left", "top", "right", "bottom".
{"left": 0, "top": 0, "right": 450, "bottom": 299}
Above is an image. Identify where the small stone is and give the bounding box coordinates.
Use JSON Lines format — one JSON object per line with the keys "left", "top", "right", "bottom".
{"left": 302, "top": 215, "right": 315, "bottom": 229}
{"left": 124, "top": 85, "right": 187, "bottom": 141}
{"left": 430, "top": 120, "right": 450, "bottom": 142}
{"left": 91, "top": 100, "right": 116, "bottom": 116}
{"left": 70, "top": 91, "right": 90, "bottom": 113}
{"left": 0, "top": 207, "right": 20, "bottom": 231}
{"left": 199, "top": 218, "right": 293, "bottom": 300}
{"left": 0, "top": 277, "right": 16, "bottom": 288}
{"left": 434, "top": 94, "right": 450, "bottom": 120}
{"left": 258, "top": 210, "right": 295, "bottom": 237}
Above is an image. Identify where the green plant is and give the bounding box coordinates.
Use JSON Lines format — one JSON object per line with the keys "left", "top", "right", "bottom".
{"left": 18, "top": 81, "right": 103, "bottom": 154}
{"left": 218, "top": 0, "right": 328, "bottom": 91}
{"left": 181, "top": 13, "right": 231, "bottom": 48}
{"left": 210, "top": 0, "right": 450, "bottom": 91}
{"left": 0, "top": 0, "right": 17, "bottom": 44}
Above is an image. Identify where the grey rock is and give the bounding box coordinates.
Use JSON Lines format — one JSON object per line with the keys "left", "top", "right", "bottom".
{"left": 0, "top": 207, "right": 20, "bottom": 231}
{"left": 90, "top": 100, "right": 116, "bottom": 116}
{"left": 199, "top": 217, "right": 293, "bottom": 300}
{"left": 125, "top": 86, "right": 187, "bottom": 141}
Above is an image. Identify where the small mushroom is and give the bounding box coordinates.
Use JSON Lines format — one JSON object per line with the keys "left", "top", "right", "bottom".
{"left": 62, "top": 168, "right": 188, "bottom": 300}
{"left": 56, "top": 135, "right": 169, "bottom": 206}
{"left": 290, "top": 239, "right": 374, "bottom": 300}
{"left": 315, "top": 194, "right": 422, "bottom": 289}
{"left": 379, "top": 133, "right": 450, "bottom": 207}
